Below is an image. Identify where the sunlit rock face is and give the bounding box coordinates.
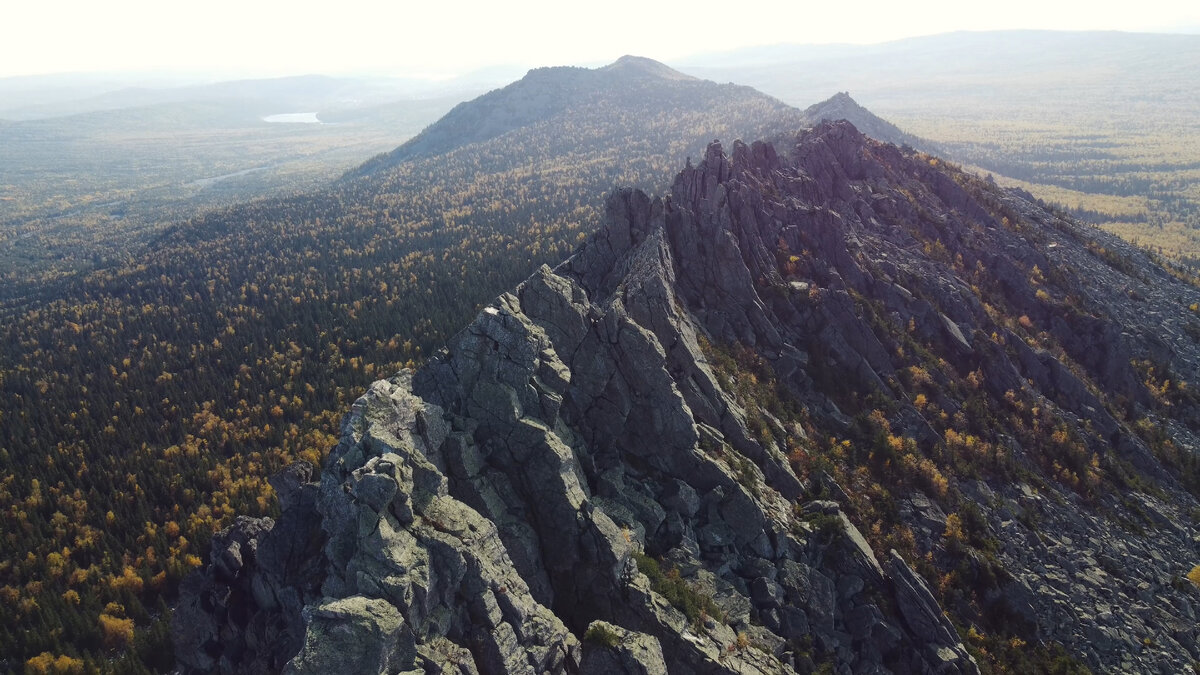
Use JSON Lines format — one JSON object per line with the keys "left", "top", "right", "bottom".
{"left": 177, "top": 123, "right": 1200, "bottom": 674}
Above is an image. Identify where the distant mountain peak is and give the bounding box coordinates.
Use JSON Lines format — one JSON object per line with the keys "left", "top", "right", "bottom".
{"left": 803, "top": 91, "right": 867, "bottom": 119}
{"left": 346, "top": 54, "right": 761, "bottom": 178}
{"left": 803, "top": 91, "right": 930, "bottom": 151}
{"left": 600, "top": 55, "right": 697, "bottom": 81}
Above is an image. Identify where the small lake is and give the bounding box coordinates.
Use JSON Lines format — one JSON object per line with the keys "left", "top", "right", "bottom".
{"left": 262, "top": 112, "right": 322, "bottom": 124}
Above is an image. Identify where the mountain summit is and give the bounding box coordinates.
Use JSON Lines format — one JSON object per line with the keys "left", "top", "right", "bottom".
{"left": 601, "top": 55, "right": 699, "bottom": 81}
{"left": 177, "top": 122, "right": 1200, "bottom": 673}
{"left": 347, "top": 56, "right": 790, "bottom": 176}
{"left": 802, "top": 91, "right": 929, "bottom": 151}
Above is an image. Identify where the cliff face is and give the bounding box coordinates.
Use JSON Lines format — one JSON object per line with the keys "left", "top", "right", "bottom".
{"left": 176, "top": 122, "right": 1200, "bottom": 674}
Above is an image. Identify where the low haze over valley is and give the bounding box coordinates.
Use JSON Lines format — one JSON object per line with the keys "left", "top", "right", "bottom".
{"left": 2, "top": 18, "right": 1199, "bottom": 675}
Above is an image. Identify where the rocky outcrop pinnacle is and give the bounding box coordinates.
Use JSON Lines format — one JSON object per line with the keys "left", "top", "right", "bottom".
{"left": 177, "top": 121, "right": 1200, "bottom": 674}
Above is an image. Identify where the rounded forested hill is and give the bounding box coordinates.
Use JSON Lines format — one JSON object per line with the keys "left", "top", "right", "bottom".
{"left": 348, "top": 54, "right": 787, "bottom": 174}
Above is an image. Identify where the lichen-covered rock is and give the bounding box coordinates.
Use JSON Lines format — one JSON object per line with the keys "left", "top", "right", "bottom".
{"left": 887, "top": 551, "right": 978, "bottom": 674}
{"left": 178, "top": 122, "right": 1200, "bottom": 674}
{"left": 285, "top": 596, "right": 414, "bottom": 674}
{"left": 580, "top": 621, "right": 668, "bottom": 675}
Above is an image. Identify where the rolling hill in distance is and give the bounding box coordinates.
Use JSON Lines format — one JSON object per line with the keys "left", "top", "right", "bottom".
{"left": 682, "top": 31, "right": 1199, "bottom": 117}
{"left": 1, "top": 30, "right": 1198, "bottom": 674}
{"left": 0, "top": 72, "right": 501, "bottom": 296}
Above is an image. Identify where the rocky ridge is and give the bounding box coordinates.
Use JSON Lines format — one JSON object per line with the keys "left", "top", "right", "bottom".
{"left": 177, "top": 121, "right": 1200, "bottom": 673}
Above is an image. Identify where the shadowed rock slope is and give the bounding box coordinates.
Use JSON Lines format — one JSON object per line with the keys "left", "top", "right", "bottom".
{"left": 176, "top": 122, "right": 1200, "bottom": 674}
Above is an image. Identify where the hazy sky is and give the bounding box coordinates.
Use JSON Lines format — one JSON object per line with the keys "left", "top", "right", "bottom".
{"left": 4, "top": 0, "right": 1199, "bottom": 79}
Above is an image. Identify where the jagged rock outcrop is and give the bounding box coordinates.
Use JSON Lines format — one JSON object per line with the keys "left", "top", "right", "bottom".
{"left": 179, "top": 121, "right": 1200, "bottom": 674}
{"left": 580, "top": 621, "right": 669, "bottom": 675}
